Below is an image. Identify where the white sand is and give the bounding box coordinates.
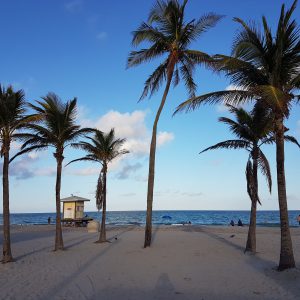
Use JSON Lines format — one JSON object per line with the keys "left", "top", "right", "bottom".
{"left": 0, "top": 225, "right": 299, "bottom": 300}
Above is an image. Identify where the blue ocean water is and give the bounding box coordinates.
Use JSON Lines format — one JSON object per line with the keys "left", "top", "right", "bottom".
{"left": 1, "top": 210, "right": 300, "bottom": 227}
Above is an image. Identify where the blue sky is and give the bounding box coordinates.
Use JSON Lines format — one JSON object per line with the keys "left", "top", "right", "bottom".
{"left": 1, "top": 0, "right": 300, "bottom": 212}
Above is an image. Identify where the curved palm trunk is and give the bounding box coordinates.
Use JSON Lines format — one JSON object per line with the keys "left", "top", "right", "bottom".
{"left": 2, "top": 140, "right": 13, "bottom": 263}
{"left": 275, "top": 117, "right": 295, "bottom": 270}
{"left": 54, "top": 155, "right": 64, "bottom": 251}
{"left": 98, "top": 163, "right": 107, "bottom": 243}
{"left": 144, "top": 65, "right": 174, "bottom": 248}
{"left": 245, "top": 150, "right": 258, "bottom": 253}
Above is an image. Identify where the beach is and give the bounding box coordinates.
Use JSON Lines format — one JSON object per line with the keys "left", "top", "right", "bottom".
{"left": 0, "top": 225, "right": 299, "bottom": 300}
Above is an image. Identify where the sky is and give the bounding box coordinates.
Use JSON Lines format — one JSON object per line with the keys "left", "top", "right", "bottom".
{"left": 1, "top": 0, "right": 300, "bottom": 213}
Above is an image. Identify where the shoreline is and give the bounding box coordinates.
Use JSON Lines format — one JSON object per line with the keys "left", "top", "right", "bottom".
{"left": 3, "top": 222, "right": 300, "bottom": 229}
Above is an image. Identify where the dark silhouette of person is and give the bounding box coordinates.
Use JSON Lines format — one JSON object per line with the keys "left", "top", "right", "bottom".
{"left": 238, "top": 219, "right": 243, "bottom": 226}
{"left": 297, "top": 214, "right": 300, "bottom": 225}
{"left": 47, "top": 217, "right": 51, "bottom": 225}
{"left": 230, "top": 220, "right": 234, "bottom": 226}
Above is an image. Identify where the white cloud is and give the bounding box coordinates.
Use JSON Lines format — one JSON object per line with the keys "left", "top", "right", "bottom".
{"left": 216, "top": 104, "right": 230, "bottom": 113}
{"left": 75, "top": 109, "right": 175, "bottom": 179}
{"left": 96, "top": 32, "right": 107, "bottom": 40}
{"left": 157, "top": 131, "right": 174, "bottom": 147}
{"left": 225, "top": 84, "right": 243, "bottom": 91}
{"left": 216, "top": 84, "right": 248, "bottom": 113}
{"left": 95, "top": 110, "right": 148, "bottom": 139}
{"left": 80, "top": 109, "right": 174, "bottom": 157}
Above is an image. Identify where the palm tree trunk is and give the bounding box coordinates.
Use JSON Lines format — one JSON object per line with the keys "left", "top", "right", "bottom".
{"left": 98, "top": 163, "right": 107, "bottom": 242}
{"left": 275, "top": 117, "right": 295, "bottom": 270}
{"left": 144, "top": 64, "right": 175, "bottom": 248}
{"left": 2, "top": 140, "right": 13, "bottom": 263}
{"left": 245, "top": 199, "right": 257, "bottom": 253}
{"left": 245, "top": 150, "right": 258, "bottom": 253}
{"left": 54, "top": 155, "right": 64, "bottom": 251}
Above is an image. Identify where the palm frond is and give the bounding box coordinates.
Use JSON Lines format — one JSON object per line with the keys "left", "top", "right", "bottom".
{"left": 174, "top": 90, "right": 253, "bottom": 115}
{"left": 284, "top": 135, "right": 300, "bottom": 148}
{"left": 257, "top": 148, "right": 272, "bottom": 193}
{"left": 200, "top": 140, "right": 251, "bottom": 154}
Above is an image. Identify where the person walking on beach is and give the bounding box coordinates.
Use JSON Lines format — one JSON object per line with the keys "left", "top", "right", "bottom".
{"left": 238, "top": 219, "right": 243, "bottom": 227}
{"left": 297, "top": 215, "right": 300, "bottom": 225}
{"left": 48, "top": 217, "right": 51, "bottom": 225}
{"left": 230, "top": 220, "right": 234, "bottom": 226}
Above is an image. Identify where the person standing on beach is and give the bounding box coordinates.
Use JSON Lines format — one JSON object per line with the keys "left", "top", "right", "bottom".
{"left": 48, "top": 217, "right": 51, "bottom": 225}
{"left": 297, "top": 215, "right": 300, "bottom": 225}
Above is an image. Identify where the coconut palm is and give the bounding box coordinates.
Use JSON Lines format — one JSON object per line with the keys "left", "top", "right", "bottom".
{"left": 11, "top": 93, "right": 93, "bottom": 251}
{"left": 0, "top": 85, "right": 37, "bottom": 262}
{"left": 127, "top": 0, "right": 223, "bottom": 247}
{"left": 67, "top": 129, "right": 128, "bottom": 243}
{"left": 175, "top": 1, "right": 300, "bottom": 270}
{"left": 201, "top": 104, "right": 299, "bottom": 253}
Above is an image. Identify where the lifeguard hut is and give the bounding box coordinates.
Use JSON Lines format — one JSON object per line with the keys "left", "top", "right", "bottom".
{"left": 61, "top": 194, "right": 92, "bottom": 226}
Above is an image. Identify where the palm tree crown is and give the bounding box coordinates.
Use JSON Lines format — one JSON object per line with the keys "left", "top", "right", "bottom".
{"left": 12, "top": 93, "right": 92, "bottom": 158}
{"left": 127, "top": 0, "right": 223, "bottom": 99}
{"left": 201, "top": 104, "right": 273, "bottom": 199}
{"left": 174, "top": 0, "right": 300, "bottom": 115}
{"left": 70, "top": 129, "right": 128, "bottom": 166}
{"left": 68, "top": 129, "right": 128, "bottom": 242}
{"left": 0, "top": 85, "right": 34, "bottom": 152}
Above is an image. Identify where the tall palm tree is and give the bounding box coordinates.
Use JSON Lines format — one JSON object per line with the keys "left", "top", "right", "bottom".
{"left": 175, "top": 1, "right": 300, "bottom": 270}
{"left": 67, "top": 129, "right": 128, "bottom": 243}
{"left": 0, "top": 85, "right": 36, "bottom": 263}
{"left": 127, "top": 0, "right": 223, "bottom": 247}
{"left": 11, "top": 93, "right": 93, "bottom": 251}
{"left": 201, "top": 104, "right": 299, "bottom": 253}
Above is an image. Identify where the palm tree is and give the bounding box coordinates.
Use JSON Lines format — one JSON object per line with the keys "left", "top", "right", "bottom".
{"left": 67, "top": 129, "right": 128, "bottom": 243}
{"left": 175, "top": 1, "right": 300, "bottom": 270}
{"left": 0, "top": 85, "right": 36, "bottom": 263}
{"left": 127, "top": 0, "right": 223, "bottom": 247}
{"left": 201, "top": 104, "right": 299, "bottom": 253}
{"left": 11, "top": 93, "right": 93, "bottom": 251}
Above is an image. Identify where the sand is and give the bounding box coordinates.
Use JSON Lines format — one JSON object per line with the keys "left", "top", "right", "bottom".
{"left": 0, "top": 225, "right": 299, "bottom": 300}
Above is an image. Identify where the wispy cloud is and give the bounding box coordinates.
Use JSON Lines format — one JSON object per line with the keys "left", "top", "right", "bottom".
{"left": 154, "top": 189, "right": 203, "bottom": 198}
{"left": 296, "top": 120, "right": 300, "bottom": 137}
{"left": 67, "top": 167, "right": 99, "bottom": 176}
{"left": 3, "top": 154, "right": 55, "bottom": 180}
{"left": 65, "top": 0, "right": 83, "bottom": 13}
{"left": 96, "top": 32, "right": 107, "bottom": 40}
{"left": 120, "top": 192, "right": 136, "bottom": 197}
{"left": 116, "top": 163, "right": 143, "bottom": 180}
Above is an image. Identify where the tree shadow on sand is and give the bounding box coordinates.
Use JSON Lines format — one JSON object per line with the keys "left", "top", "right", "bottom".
{"left": 40, "top": 226, "right": 134, "bottom": 300}
{"left": 184, "top": 226, "right": 300, "bottom": 299}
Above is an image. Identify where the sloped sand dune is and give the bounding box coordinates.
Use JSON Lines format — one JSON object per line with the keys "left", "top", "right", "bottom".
{"left": 0, "top": 225, "right": 299, "bottom": 300}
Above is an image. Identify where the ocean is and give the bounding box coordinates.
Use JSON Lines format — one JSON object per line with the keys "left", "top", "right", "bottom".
{"left": 1, "top": 210, "right": 300, "bottom": 227}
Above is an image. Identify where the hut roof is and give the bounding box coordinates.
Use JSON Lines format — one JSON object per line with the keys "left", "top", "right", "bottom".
{"left": 60, "top": 195, "right": 90, "bottom": 202}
